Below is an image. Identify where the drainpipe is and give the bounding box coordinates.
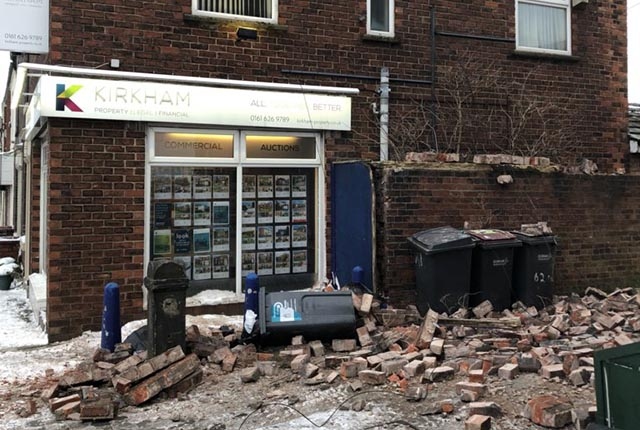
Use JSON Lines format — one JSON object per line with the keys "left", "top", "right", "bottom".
{"left": 379, "top": 67, "right": 390, "bottom": 161}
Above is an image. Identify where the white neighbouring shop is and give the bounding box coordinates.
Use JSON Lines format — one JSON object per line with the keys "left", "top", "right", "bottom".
{"left": 17, "top": 67, "right": 356, "bottom": 304}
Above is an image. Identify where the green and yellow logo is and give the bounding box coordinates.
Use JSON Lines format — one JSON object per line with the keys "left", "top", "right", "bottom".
{"left": 56, "top": 84, "right": 83, "bottom": 112}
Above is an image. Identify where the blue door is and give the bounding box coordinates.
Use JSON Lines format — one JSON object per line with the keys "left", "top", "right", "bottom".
{"left": 331, "top": 161, "right": 375, "bottom": 291}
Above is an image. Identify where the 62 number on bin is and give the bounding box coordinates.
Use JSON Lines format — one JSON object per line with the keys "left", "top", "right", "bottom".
{"left": 533, "top": 272, "right": 552, "bottom": 283}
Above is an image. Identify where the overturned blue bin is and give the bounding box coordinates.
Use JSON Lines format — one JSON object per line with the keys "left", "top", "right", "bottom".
{"left": 258, "top": 289, "right": 356, "bottom": 343}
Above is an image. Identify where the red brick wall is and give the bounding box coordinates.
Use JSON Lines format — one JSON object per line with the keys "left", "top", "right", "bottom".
{"left": 45, "top": 119, "right": 146, "bottom": 342}
{"left": 45, "top": 0, "right": 627, "bottom": 171}
{"left": 374, "top": 163, "right": 640, "bottom": 308}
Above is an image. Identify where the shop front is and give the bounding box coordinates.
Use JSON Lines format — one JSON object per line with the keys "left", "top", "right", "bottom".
{"left": 14, "top": 65, "right": 356, "bottom": 338}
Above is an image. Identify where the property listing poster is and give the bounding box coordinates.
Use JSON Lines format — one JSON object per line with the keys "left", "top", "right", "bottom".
{"left": 235, "top": 171, "right": 312, "bottom": 278}
{"left": 151, "top": 167, "right": 312, "bottom": 284}
{"left": 151, "top": 167, "right": 236, "bottom": 285}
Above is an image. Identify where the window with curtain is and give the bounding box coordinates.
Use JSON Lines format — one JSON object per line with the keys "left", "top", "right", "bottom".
{"left": 194, "top": 0, "right": 277, "bottom": 23}
{"left": 368, "top": 0, "right": 394, "bottom": 37}
{"left": 516, "top": 0, "right": 570, "bottom": 54}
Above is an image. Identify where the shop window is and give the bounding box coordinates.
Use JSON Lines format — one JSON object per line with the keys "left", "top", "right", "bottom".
{"left": 516, "top": 0, "right": 571, "bottom": 54}
{"left": 367, "top": 0, "right": 394, "bottom": 38}
{"left": 151, "top": 166, "right": 238, "bottom": 292}
{"left": 148, "top": 129, "right": 320, "bottom": 294}
{"left": 240, "top": 168, "right": 315, "bottom": 282}
{"left": 193, "top": 0, "right": 277, "bottom": 23}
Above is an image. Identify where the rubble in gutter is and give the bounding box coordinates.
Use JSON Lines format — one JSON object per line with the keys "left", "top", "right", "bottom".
{"left": 24, "top": 286, "right": 640, "bottom": 428}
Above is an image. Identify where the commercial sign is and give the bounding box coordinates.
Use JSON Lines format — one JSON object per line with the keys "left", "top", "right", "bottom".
{"left": 155, "top": 132, "right": 234, "bottom": 158}
{"left": 38, "top": 76, "right": 352, "bottom": 131}
{"left": 0, "top": 0, "right": 49, "bottom": 54}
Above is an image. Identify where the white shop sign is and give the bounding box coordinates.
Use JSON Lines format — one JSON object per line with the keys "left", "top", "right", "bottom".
{"left": 37, "top": 76, "right": 352, "bottom": 131}
{"left": 0, "top": 0, "right": 49, "bottom": 53}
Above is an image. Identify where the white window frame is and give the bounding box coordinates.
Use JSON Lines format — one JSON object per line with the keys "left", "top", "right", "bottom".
{"left": 515, "top": 0, "right": 571, "bottom": 55}
{"left": 39, "top": 140, "right": 49, "bottom": 276}
{"left": 367, "top": 0, "right": 395, "bottom": 38}
{"left": 144, "top": 127, "right": 325, "bottom": 297}
{"left": 192, "top": 0, "right": 278, "bottom": 24}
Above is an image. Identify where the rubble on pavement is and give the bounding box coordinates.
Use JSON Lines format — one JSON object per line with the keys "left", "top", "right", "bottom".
{"left": 23, "top": 286, "right": 640, "bottom": 427}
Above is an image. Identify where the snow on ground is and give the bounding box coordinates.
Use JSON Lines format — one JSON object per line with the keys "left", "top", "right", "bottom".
{"left": 0, "top": 282, "right": 243, "bottom": 382}
{"left": 0, "top": 282, "right": 48, "bottom": 350}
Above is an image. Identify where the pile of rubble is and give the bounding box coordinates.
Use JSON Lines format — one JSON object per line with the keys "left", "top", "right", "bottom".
{"left": 36, "top": 286, "right": 640, "bottom": 429}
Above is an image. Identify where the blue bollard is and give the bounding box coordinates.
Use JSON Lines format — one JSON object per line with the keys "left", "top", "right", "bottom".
{"left": 242, "top": 273, "right": 260, "bottom": 339}
{"left": 101, "top": 282, "right": 121, "bottom": 352}
{"left": 351, "top": 266, "right": 364, "bottom": 284}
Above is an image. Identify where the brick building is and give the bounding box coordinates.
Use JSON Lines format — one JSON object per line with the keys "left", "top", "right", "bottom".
{"left": 1, "top": 0, "right": 630, "bottom": 341}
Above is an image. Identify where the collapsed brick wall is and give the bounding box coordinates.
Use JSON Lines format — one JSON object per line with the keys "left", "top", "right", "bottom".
{"left": 45, "top": 119, "right": 146, "bottom": 342}
{"left": 44, "top": 0, "right": 627, "bottom": 171}
{"left": 374, "top": 163, "right": 640, "bottom": 308}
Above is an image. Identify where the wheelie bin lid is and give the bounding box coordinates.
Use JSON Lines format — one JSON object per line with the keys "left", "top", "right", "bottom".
{"left": 512, "top": 231, "right": 557, "bottom": 246}
{"left": 466, "top": 229, "right": 522, "bottom": 250}
{"left": 408, "top": 226, "right": 475, "bottom": 254}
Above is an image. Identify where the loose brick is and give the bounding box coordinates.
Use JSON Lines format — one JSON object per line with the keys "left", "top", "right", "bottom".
{"left": 332, "top": 339, "right": 357, "bottom": 353}
{"left": 465, "top": 414, "right": 491, "bottom": 430}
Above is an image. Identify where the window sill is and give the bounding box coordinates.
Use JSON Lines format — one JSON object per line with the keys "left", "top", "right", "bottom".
{"left": 183, "top": 13, "right": 288, "bottom": 32}
{"left": 510, "top": 49, "right": 580, "bottom": 62}
{"left": 361, "top": 34, "right": 400, "bottom": 44}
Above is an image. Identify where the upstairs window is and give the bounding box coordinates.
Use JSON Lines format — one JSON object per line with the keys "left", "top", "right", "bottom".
{"left": 367, "top": 0, "right": 394, "bottom": 37}
{"left": 193, "top": 0, "right": 277, "bottom": 23}
{"left": 516, "top": 0, "right": 571, "bottom": 54}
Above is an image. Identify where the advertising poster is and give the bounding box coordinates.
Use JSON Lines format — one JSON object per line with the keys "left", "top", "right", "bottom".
{"left": 212, "top": 227, "right": 230, "bottom": 251}
{"left": 275, "top": 175, "right": 290, "bottom": 197}
{"left": 154, "top": 175, "right": 172, "bottom": 199}
{"left": 292, "top": 224, "right": 307, "bottom": 248}
{"left": 193, "top": 255, "right": 212, "bottom": 280}
{"left": 292, "top": 250, "right": 307, "bottom": 273}
{"left": 242, "top": 252, "right": 256, "bottom": 276}
{"left": 242, "top": 200, "right": 256, "bottom": 224}
{"left": 193, "top": 228, "right": 211, "bottom": 253}
{"left": 242, "top": 227, "right": 256, "bottom": 250}
{"left": 173, "top": 256, "right": 192, "bottom": 279}
{"left": 174, "top": 229, "right": 191, "bottom": 254}
{"left": 174, "top": 202, "right": 192, "bottom": 227}
{"left": 243, "top": 175, "right": 257, "bottom": 198}
{"left": 154, "top": 202, "right": 172, "bottom": 228}
{"left": 212, "top": 254, "right": 230, "bottom": 279}
{"left": 193, "top": 175, "right": 213, "bottom": 199}
{"left": 291, "top": 199, "right": 307, "bottom": 223}
{"left": 292, "top": 175, "right": 306, "bottom": 197}
{"left": 193, "top": 201, "right": 212, "bottom": 226}
{"left": 174, "top": 175, "right": 192, "bottom": 199}
{"left": 212, "top": 175, "right": 230, "bottom": 199}
{"left": 258, "top": 175, "right": 273, "bottom": 198}
{"left": 257, "top": 252, "right": 273, "bottom": 276}
{"left": 153, "top": 229, "right": 171, "bottom": 255}
{"left": 275, "top": 251, "right": 291, "bottom": 274}
{"left": 213, "top": 201, "right": 230, "bottom": 225}
{"left": 275, "top": 225, "right": 290, "bottom": 249}
{"left": 258, "top": 226, "right": 273, "bottom": 250}
{"left": 274, "top": 200, "right": 290, "bottom": 223}
{"left": 257, "top": 200, "right": 273, "bottom": 224}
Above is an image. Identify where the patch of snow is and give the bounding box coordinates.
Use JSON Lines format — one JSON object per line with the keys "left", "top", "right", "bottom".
{"left": 0, "top": 286, "right": 47, "bottom": 353}
{"left": 0, "top": 264, "right": 17, "bottom": 275}
{"left": 186, "top": 289, "right": 242, "bottom": 306}
{"left": 0, "top": 257, "right": 15, "bottom": 265}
